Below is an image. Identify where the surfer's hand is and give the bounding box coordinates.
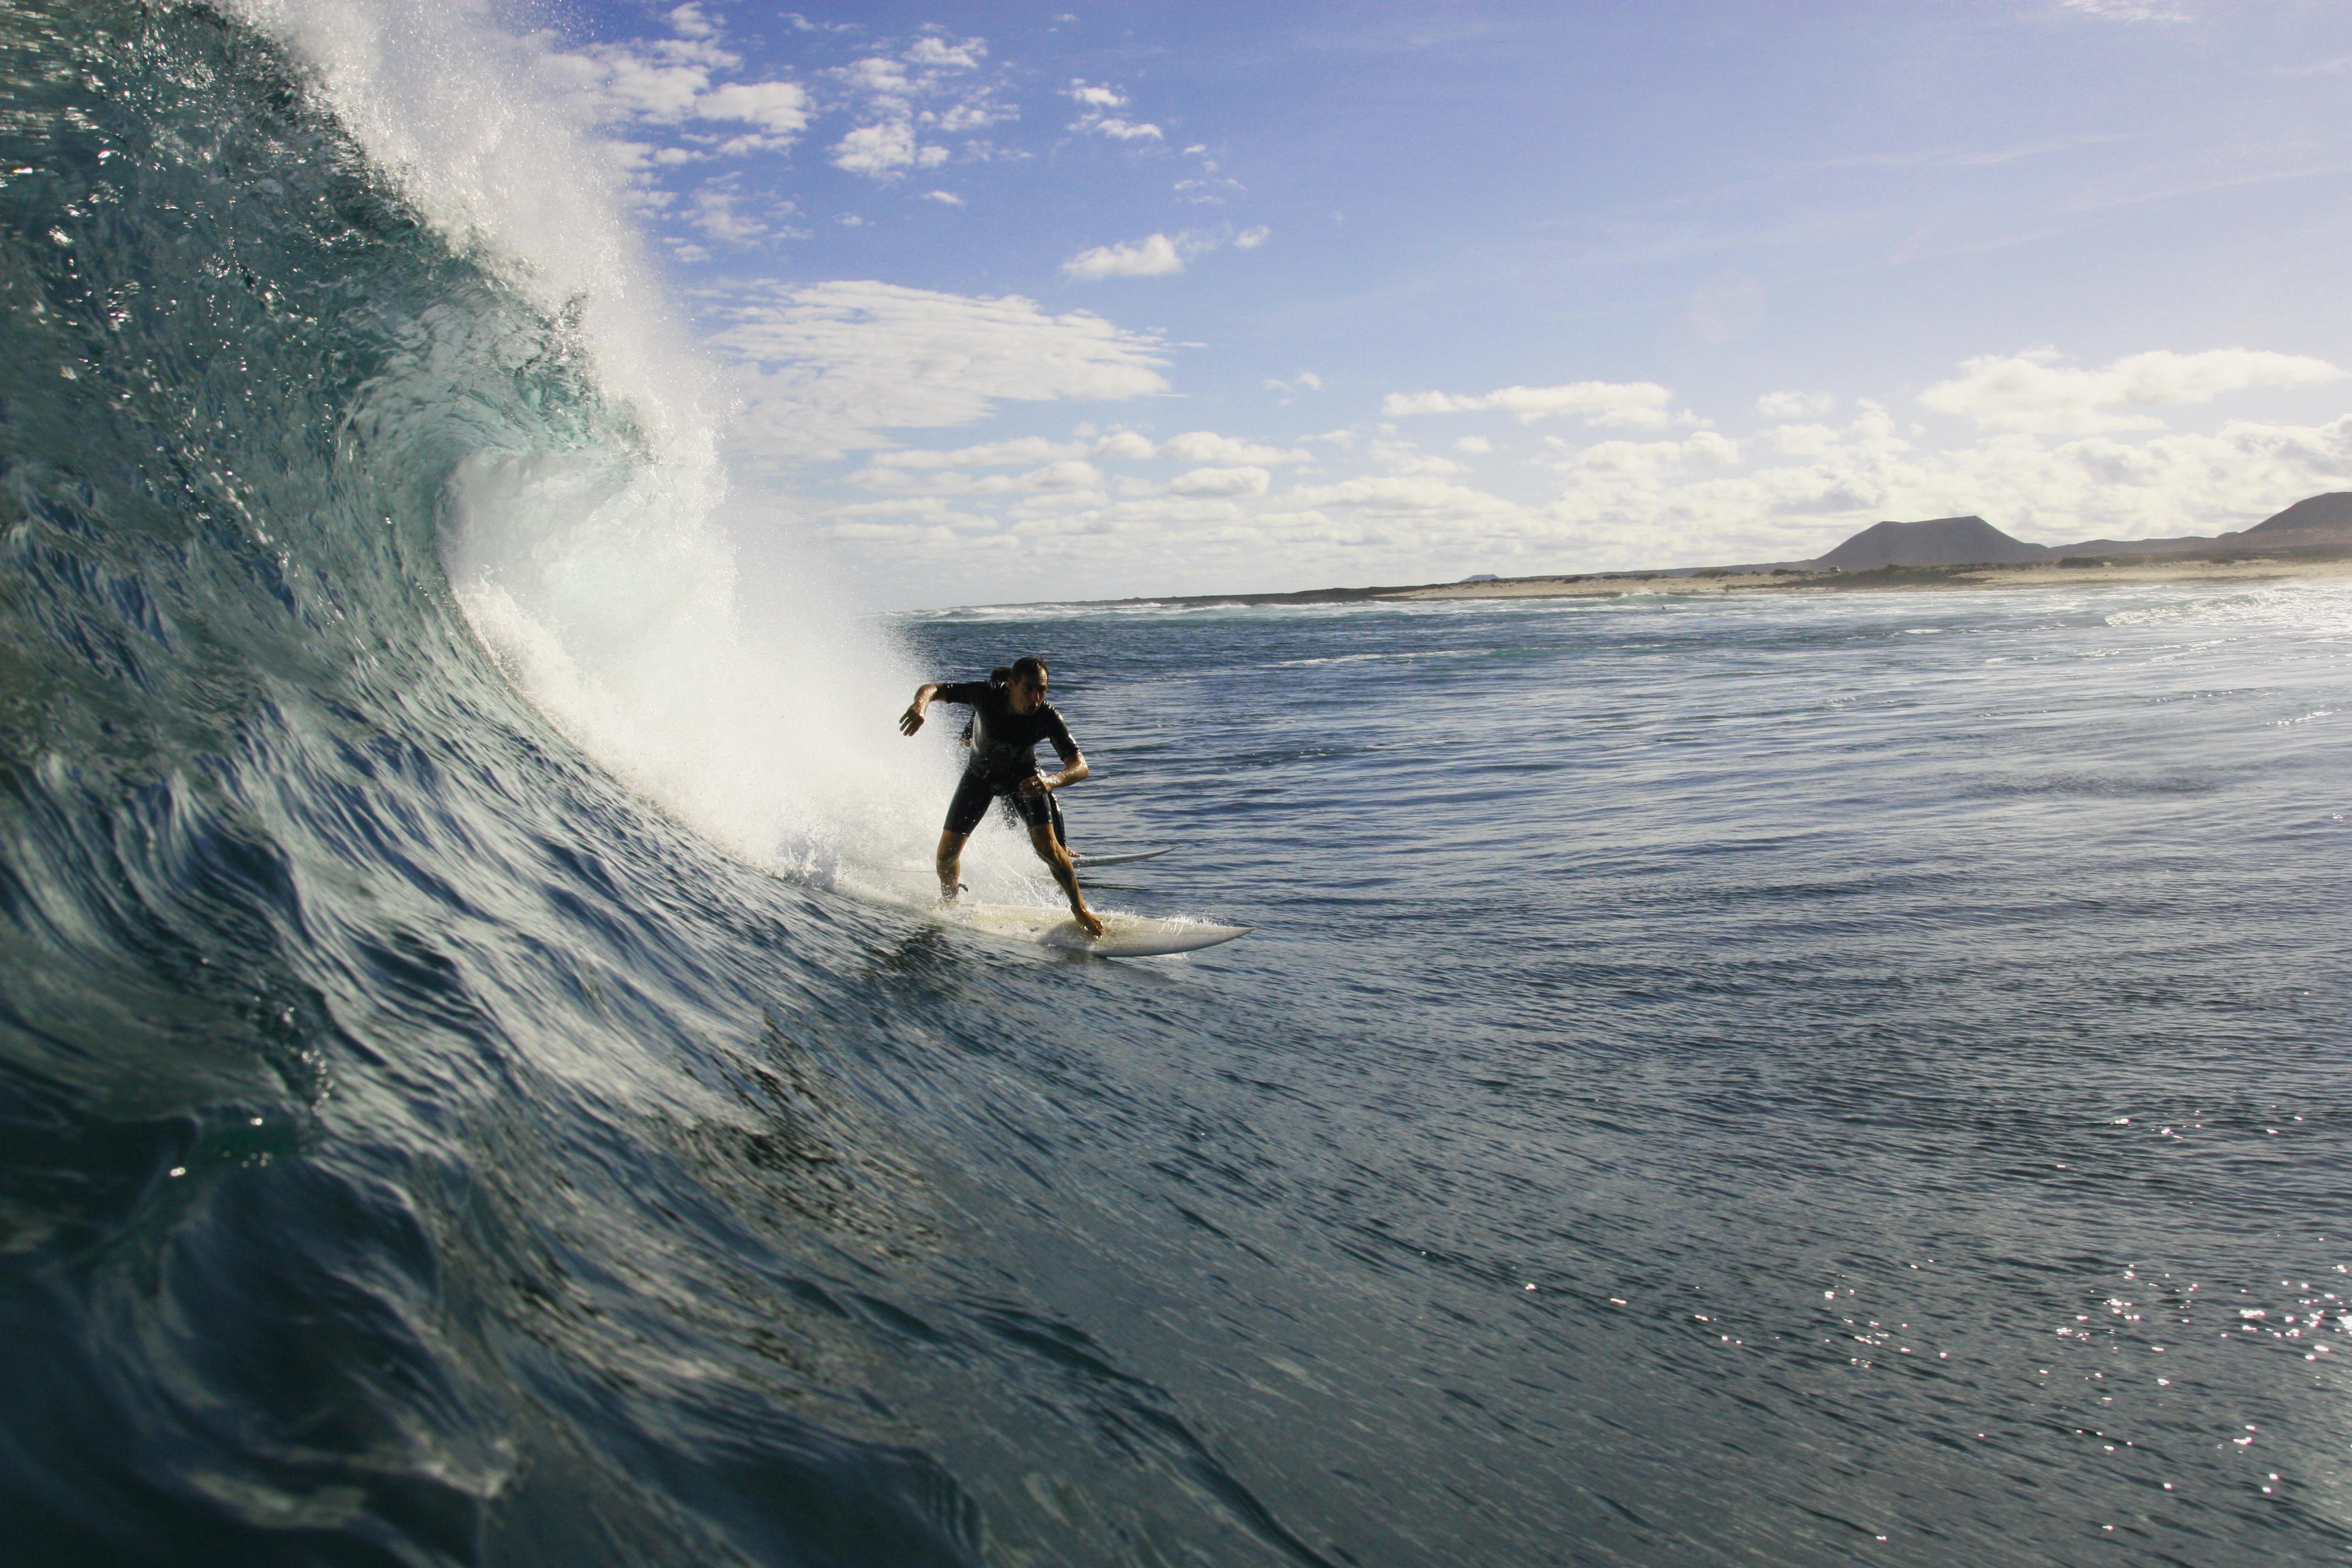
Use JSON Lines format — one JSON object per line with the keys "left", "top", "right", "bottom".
{"left": 1017, "top": 771, "right": 1052, "bottom": 796}
{"left": 897, "top": 703, "right": 925, "bottom": 736}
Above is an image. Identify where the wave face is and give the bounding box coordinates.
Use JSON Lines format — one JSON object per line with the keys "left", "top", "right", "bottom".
{"left": 0, "top": 5, "right": 997, "bottom": 1562}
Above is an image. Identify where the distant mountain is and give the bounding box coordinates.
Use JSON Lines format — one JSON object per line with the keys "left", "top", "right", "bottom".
{"left": 2245, "top": 492, "right": 2352, "bottom": 534}
{"left": 1813, "top": 516, "right": 2049, "bottom": 570}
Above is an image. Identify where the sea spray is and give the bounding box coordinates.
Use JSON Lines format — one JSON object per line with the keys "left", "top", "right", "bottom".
{"left": 215, "top": 0, "right": 1029, "bottom": 893}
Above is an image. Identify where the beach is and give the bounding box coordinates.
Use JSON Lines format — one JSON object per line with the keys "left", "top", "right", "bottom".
{"left": 1397, "top": 552, "right": 2352, "bottom": 602}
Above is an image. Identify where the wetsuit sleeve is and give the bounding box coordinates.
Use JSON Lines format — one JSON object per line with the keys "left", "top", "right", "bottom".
{"left": 934, "top": 681, "right": 990, "bottom": 707}
{"left": 1042, "top": 707, "right": 1079, "bottom": 764}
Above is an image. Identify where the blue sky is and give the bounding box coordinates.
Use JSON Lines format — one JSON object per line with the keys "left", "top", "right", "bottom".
{"left": 529, "top": 0, "right": 2352, "bottom": 605}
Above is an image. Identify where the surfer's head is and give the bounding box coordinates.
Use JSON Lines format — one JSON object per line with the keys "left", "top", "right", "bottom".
{"left": 1008, "top": 655, "right": 1049, "bottom": 712}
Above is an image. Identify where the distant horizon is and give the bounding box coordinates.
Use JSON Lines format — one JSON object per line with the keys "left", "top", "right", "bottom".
{"left": 903, "top": 487, "right": 2352, "bottom": 611}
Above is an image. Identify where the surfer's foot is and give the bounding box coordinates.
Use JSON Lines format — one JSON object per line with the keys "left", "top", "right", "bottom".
{"left": 1071, "top": 905, "right": 1106, "bottom": 938}
{"left": 938, "top": 881, "right": 966, "bottom": 905}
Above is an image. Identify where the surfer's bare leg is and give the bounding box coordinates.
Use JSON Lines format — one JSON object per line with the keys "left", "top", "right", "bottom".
{"left": 935, "top": 830, "right": 967, "bottom": 900}
{"left": 1029, "top": 823, "right": 1104, "bottom": 937}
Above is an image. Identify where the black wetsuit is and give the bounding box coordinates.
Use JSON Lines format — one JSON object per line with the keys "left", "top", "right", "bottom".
{"left": 934, "top": 680, "right": 1080, "bottom": 837}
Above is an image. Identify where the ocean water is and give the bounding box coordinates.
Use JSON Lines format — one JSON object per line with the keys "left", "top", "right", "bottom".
{"left": 4, "top": 4, "right": 2351, "bottom": 1566}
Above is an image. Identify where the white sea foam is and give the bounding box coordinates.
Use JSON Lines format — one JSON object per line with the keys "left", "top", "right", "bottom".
{"left": 227, "top": 0, "right": 1032, "bottom": 889}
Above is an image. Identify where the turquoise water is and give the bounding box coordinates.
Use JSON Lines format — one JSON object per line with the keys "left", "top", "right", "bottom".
{"left": 4, "top": 4, "right": 2351, "bottom": 1564}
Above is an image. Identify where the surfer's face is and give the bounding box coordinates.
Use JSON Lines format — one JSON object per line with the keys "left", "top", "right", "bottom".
{"left": 1009, "top": 673, "right": 1046, "bottom": 712}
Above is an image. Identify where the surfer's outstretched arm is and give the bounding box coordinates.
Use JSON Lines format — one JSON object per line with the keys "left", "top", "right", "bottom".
{"left": 899, "top": 683, "right": 943, "bottom": 736}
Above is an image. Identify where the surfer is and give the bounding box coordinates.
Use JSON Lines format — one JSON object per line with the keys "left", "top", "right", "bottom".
{"left": 899, "top": 655, "right": 1104, "bottom": 938}
{"left": 961, "top": 666, "right": 1069, "bottom": 849}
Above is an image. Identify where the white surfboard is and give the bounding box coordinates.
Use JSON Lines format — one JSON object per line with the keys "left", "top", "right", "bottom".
{"left": 1072, "top": 846, "right": 1173, "bottom": 868}
{"left": 947, "top": 902, "right": 1251, "bottom": 958}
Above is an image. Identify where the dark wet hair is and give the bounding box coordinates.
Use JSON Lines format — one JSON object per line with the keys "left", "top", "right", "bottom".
{"left": 1010, "top": 655, "right": 1048, "bottom": 687}
{"left": 989, "top": 666, "right": 1013, "bottom": 684}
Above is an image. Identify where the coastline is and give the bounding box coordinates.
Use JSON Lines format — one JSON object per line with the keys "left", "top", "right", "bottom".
{"left": 1075, "top": 548, "right": 2352, "bottom": 612}
{"left": 1398, "top": 552, "right": 2352, "bottom": 601}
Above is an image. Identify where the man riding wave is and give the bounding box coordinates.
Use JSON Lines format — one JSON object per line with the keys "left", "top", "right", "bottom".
{"left": 899, "top": 655, "right": 1104, "bottom": 938}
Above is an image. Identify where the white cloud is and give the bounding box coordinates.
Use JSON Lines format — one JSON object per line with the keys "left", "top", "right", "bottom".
{"left": 1158, "top": 431, "right": 1312, "bottom": 465}
{"left": 906, "top": 35, "right": 986, "bottom": 69}
{"left": 826, "top": 125, "right": 951, "bottom": 178}
{"left": 1066, "top": 80, "right": 1162, "bottom": 140}
{"left": 706, "top": 280, "right": 1170, "bottom": 462}
{"left": 1919, "top": 347, "right": 2344, "bottom": 434}
{"left": 794, "top": 331, "right": 2352, "bottom": 602}
{"left": 818, "top": 39, "right": 1009, "bottom": 181}
{"left": 923, "top": 189, "right": 965, "bottom": 205}
{"left": 1022, "top": 459, "right": 1102, "bottom": 490}
{"left": 835, "top": 56, "right": 913, "bottom": 96}
{"left": 832, "top": 121, "right": 918, "bottom": 177}
{"left": 1376, "top": 449, "right": 1464, "bottom": 478}
{"left": 866, "top": 437, "right": 1087, "bottom": 471}
{"left": 684, "top": 184, "right": 774, "bottom": 243}
{"left": 1169, "top": 465, "right": 1272, "bottom": 497}
{"left": 668, "top": 4, "right": 717, "bottom": 41}
{"left": 546, "top": 41, "right": 725, "bottom": 125}
{"left": 695, "top": 80, "right": 811, "bottom": 136}
{"left": 1755, "top": 390, "right": 1837, "bottom": 421}
{"left": 1382, "top": 380, "right": 1679, "bottom": 428}
{"left": 1234, "top": 225, "right": 1270, "bottom": 248}
{"left": 1092, "top": 430, "right": 1158, "bottom": 460}
{"left": 1063, "top": 232, "right": 1188, "bottom": 279}
{"left": 1285, "top": 476, "right": 1527, "bottom": 517}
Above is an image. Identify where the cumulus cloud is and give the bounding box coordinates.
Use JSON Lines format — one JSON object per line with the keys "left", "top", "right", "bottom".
{"left": 832, "top": 119, "right": 950, "bottom": 177}
{"left": 1755, "top": 390, "right": 1837, "bottom": 421}
{"left": 818, "top": 37, "right": 1009, "bottom": 182}
{"left": 1169, "top": 465, "right": 1272, "bottom": 497}
{"left": 1091, "top": 430, "right": 1158, "bottom": 460}
{"left": 1063, "top": 232, "right": 1188, "bottom": 279}
{"left": 1919, "top": 347, "right": 2344, "bottom": 434}
{"left": 683, "top": 183, "right": 778, "bottom": 243}
{"left": 707, "top": 280, "right": 1170, "bottom": 461}
{"left": 783, "top": 332, "right": 2352, "bottom": 603}
{"left": 906, "top": 34, "right": 987, "bottom": 69}
{"left": 695, "top": 80, "right": 811, "bottom": 135}
{"left": 1158, "top": 431, "right": 1312, "bottom": 465}
{"left": 861, "top": 437, "right": 1088, "bottom": 473}
{"left": 1066, "top": 80, "right": 1162, "bottom": 140}
{"left": 1286, "top": 476, "right": 1527, "bottom": 516}
{"left": 1382, "top": 380, "right": 1679, "bottom": 428}
{"left": 541, "top": 37, "right": 813, "bottom": 156}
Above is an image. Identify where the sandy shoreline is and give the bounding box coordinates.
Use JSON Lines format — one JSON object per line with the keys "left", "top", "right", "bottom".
{"left": 1053, "top": 547, "right": 2352, "bottom": 614}
{"left": 1390, "top": 553, "right": 2352, "bottom": 602}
